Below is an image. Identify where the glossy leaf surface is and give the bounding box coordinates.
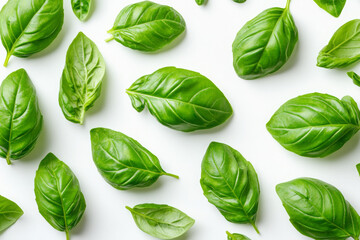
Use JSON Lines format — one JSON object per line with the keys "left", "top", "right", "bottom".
{"left": 276, "top": 178, "right": 360, "bottom": 240}
{"left": 267, "top": 93, "right": 360, "bottom": 158}
{"left": 126, "top": 203, "right": 195, "bottom": 239}
{"left": 59, "top": 32, "right": 105, "bottom": 124}
{"left": 227, "top": 231, "right": 251, "bottom": 240}
{"left": 127, "top": 67, "right": 233, "bottom": 132}
{"left": 0, "top": 69, "right": 43, "bottom": 165}
{"left": 195, "top": 0, "right": 205, "bottom": 5}
{"left": 347, "top": 71, "right": 360, "bottom": 87}
{"left": 232, "top": 3, "right": 298, "bottom": 79}
{"left": 0, "top": 0, "right": 64, "bottom": 66}
{"left": 34, "top": 153, "right": 86, "bottom": 238}
{"left": 0, "top": 195, "right": 23, "bottom": 232}
{"left": 71, "top": 0, "right": 91, "bottom": 21}
{"left": 107, "top": 1, "right": 186, "bottom": 52}
{"left": 313, "top": 0, "right": 346, "bottom": 17}
{"left": 200, "top": 142, "right": 260, "bottom": 232}
{"left": 90, "top": 128, "right": 178, "bottom": 190}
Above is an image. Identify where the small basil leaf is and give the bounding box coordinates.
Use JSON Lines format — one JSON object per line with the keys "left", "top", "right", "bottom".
{"left": 200, "top": 142, "right": 260, "bottom": 233}
{"left": 232, "top": 1, "right": 298, "bottom": 79}
{"left": 34, "top": 153, "right": 86, "bottom": 239}
{"left": 0, "top": 69, "right": 43, "bottom": 165}
{"left": 356, "top": 163, "right": 360, "bottom": 175}
{"left": 71, "top": 0, "right": 91, "bottom": 21}
{"left": 126, "top": 67, "right": 233, "bottom": 132}
{"left": 233, "top": 0, "right": 246, "bottom": 3}
{"left": 0, "top": 195, "right": 23, "bottom": 232}
{"left": 267, "top": 93, "right": 360, "bottom": 158}
{"left": 90, "top": 128, "right": 178, "bottom": 190}
{"left": 0, "top": 0, "right": 64, "bottom": 66}
{"left": 347, "top": 71, "right": 360, "bottom": 87}
{"left": 313, "top": 0, "right": 346, "bottom": 17}
{"left": 126, "top": 203, "right": 195, "bottom": 239}
{"left": 226, "top": 231, "right": 250, "bottom": 240}
{"left": 107, "top": 1, "right": 186, "bottom": 52}
{"left": 195, "top": 0, "right": 206, "bottom": 5}
{"left": 276, "top": 178, "right": 360, "bottom": 240}
{"left": 317, "top": 20, "right": 360, "bottom": 69}
{"left": 59, "top": 32, "right": 105, "bottom": 124}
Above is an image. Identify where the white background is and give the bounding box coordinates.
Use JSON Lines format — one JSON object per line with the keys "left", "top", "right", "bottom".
{"left": 1, "top": 0, "right": 360, "bottom": 239}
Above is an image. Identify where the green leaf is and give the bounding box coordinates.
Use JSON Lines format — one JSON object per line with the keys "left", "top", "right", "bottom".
{"left": 126, "top": 203, "right": 195, "bottom": 239}
{"left": 126, "top": 67, "right": 233, "bottom": 132}
{"left": 71, "top": 0, "right": 91, "bottom": 21}
{"left": 90, "top": 128, "right": 178, "bottom": 190}
{"left": 200, "top": 142, "right": 260, "bottom": 233}
{"left": 0, "top": 0, "right": 64, "bottom": 66}
{"left": 317, "top": 19, "right": 360, "bottom": 69}
{"left": 0, "top": 69, "right": 43, "bottom": 165}
{"left": 232, "top": 1, "right": 298, "bottom": 79}
{"left": 347, "top": 71, "right": 360, "bottom": 87}
{"left": 267, "top": 93, "right": 360, "bottom": 158}
{"left": 34, "top": 153, "right": 86, "bottom": 239}
{"left": 226, "top": 231, "right": 251, "bottom": 240}
{"left": 195, "top": 0, "right": 206, "bottom": 5}
{"left": 0, "top": 195, "right": 23, "bottom": 232}
{"left": 107, "top": 1, "right": 186, "bottom": 52}
{"left": 233, "top": 0, "right": 246, "bottom": 3}
{"left": 276, "top": 178, "right": 360, "bottom": 240}
{"left": 356, "top": 163, "right": 360, "bottom": 175}
{"left": 313, "top": 0, "right": 346, "bottom": 17}
{"left": 59, "top": 32, "right": 105, "bottom": 125}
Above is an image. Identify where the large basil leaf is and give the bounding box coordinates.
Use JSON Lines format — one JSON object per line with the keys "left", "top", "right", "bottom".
{"left": 126, "top": 203, "right": 195, "bottom": 239}
{"left": 0, "top": 69, "right": 43, "bottom": 165}
{"left": 313, "top": 0, "right": 346, "bottom": 17}
{"left": 200, "top": 142, "right": 260, "bottom": 233}
{"left": 276, "top": 178, "right": 360, "bottom": 240}
{"left": 71, "top": 0, "right": 91, "bottom": 21}
{"left": 0, "top": 0, "right": 64, "bottom": 66}
{"left": 267, "top": 93, "right": 360, "bottom": 158}
{"left": 90, "top": 128, "right": 178, "bottom": 190}
{"left": 107, "top": 1, "right": 186, "bottom": 52}
{"left": 226, "top": 231, "right": 250, "bottom": 240}
{"left": 127, "top": 67, "right": 233, "bottom": 132}
{"left": 232, "top": 1, "right": 298, "bottom": 80}
{"left": 0, "top": 195, "right": 23, "bottom": 232}
{"left": 59, "top": 32, "right": 105, "bottom": 124}
{"left": 34, "top": 153, "right": 86, "bottom": 239}
{"left": 317, "top": 20, "right": 360, "bottom": 69}
{"left": 347, "top": 71, "right": 360, "bottom": 87}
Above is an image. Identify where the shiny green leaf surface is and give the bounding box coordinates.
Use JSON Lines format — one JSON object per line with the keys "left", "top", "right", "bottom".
{"left": 0, "top": 0, "right": 64, "bottom": 66}
{"left": 200, "top": 142, "right": 260, "bottom": 233}
{"left": 34, "top": 153, "right": 86, "bottom": 239}
{"left": 313, "top": 0, "right": 346, "bottom": 17}
{"left": 347, "top": 71, "right": 360, "bottom": 87}
{"left": 0, "top": 195, "right": 23, "bottom": 232}
{"left": 127, "top": 67, "right": 233, "bottom": 132}
{"left": 232, "top": 2, "right": 298, "bottom": 80}
{"left": 317, "top": 20, "right": 360, "bottom": 69}
{"left": 71, "top": 0, "right": 91, "bottom": 21}
{"left": 276, "top": 178, "right": 360, "bottom": 240}
{"left": 107, "top": 1, "right": 186, "bottom": 52}
{"left": 226, "top": 231, "right": 251, "bottom": 240}
{"left": 267, "top": 93, "right": 360, "bottom": 158}
{"left": 59, "top": 32, "right": 105, "bottom": 124}
{"left": 90, "top": 128, "right": 178, "bottom": 190}
{"left": 195, "top": 0, "right": 205, "bottom": 5}
{"left": 126, "top": 203, "right": 195, "bottom": 239}
{"left": 0, "top": 69, "right": 43, "bottom": 165}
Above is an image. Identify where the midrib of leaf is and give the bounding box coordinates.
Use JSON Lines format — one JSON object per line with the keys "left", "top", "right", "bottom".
{"left": 326, "top": 25, "right": 360, "bottom": 55}
{"left": 267, "top": 123, "right": 360, "bottom": 130}
{"left": 109, "top": 19, "right": 184, "bottom": 33}
{"left": 126, "top": 206, "right": 181, "bottom": 227}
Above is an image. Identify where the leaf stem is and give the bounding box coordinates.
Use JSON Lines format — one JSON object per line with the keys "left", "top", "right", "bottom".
{"left": 163, "top": 172, "right": 179, "bottom": 179}
{"left": 251, "top": 221, "right": 260, "bottom": 234}
{"left": 4, "top": 52, "right": 11, "bottom": 67}
{"left": 105, "top": 36, "right": 114, "bottom": 42}
{"left": 226, "top": 231, "right": 232, "bottom": 237}
{"left": 125, "top": 206, "right": 133, "bottom": 212}
{"left": 6, "top": 153, "right": 11, "bottom": 165}
{"left": 285, "top": 0, "right": 291, "bottom": 10}
{"left": 66, "top": 229, "right": 70, "bottom": 240}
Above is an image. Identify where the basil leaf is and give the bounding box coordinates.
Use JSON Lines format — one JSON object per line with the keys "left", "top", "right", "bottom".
{"left": 90, "top": 128, "right": 178, "bottom": 190}
{"left": 0, "top": 69, "right": 43, "bottom": 165}
{"left": 59, "top": 32, "right": 105, "bottom": 124}
{"left": 313, "top": 0, "right": 346, "bottom": 17}
{"left": 200, "top": 142, "right": 260, "bottom": 233}
{"left": 232, "top": 0, "right": 298, "bottom": 80}
{"left": 34, "top": 153, "right": 86, "bottom": 239}
{"left": 71, "top": 0, "right": 91, "bottom": 21}
{"left": 226, "top": 231, "right": 250, "bottom": 240}
{"left": 317, "top": 20, "right": 360, "bottom": 69}
{"left": 195, "top": 0, "right": 206, "bottom": 5}
{"left": 126, "top": 67, "right": 233, "bottom": 132}
{"left": 276, "top": 178, "right": 360, "bottom": 240}
{"left": 126, "top": 203, "right": 195, "bottom": 239}
{"left": 107, "top": 1, "right": 186, "bottom": 52}
{"left": 267, "top": 93, "right": 360, "bottom": 158}
{"left": 0, "top": 0, "right": 64, "bottom": 66}
{"left": 0, "top": 195, "right": 23, "bottom": 232}
{"left": 233, "top": 0, "right": 246, "bottom": 3}
{"left": 357, "top": 163, "right": 360, "bottom": 175}
{"left": 347, "top": 71, "right": 360, "bottom": 87}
